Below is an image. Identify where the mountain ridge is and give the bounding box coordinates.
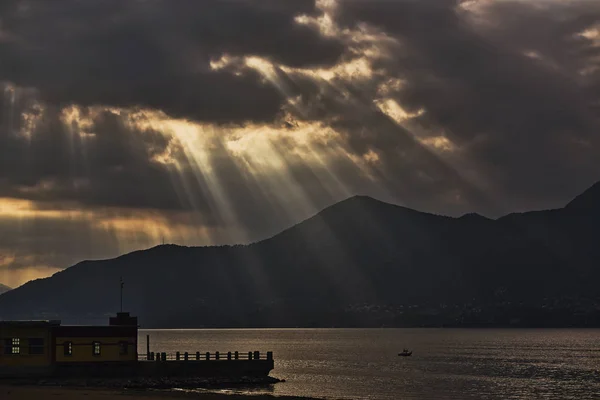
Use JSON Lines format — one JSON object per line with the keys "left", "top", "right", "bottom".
{"left": 1, "top": 181, "right": 600, "bottom": 327}
{"left": 0, "top": 283, "right": 11, "bottom": 295}
{"left": 566, "top": 181, "right": 600, "bottom": 211}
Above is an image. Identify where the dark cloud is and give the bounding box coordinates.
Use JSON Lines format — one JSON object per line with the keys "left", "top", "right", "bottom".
{"left": 334, "top": 0, "right": 600, "bottom": 211}
{"left": 0, "top": 93, "right": 183, "bottom": 211}
{"left": 0, "top": 0, "right": 344, "bottom": 123}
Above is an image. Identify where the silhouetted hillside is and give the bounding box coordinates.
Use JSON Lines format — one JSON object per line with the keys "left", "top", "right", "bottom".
{"left": 566, "top": 181, "right": 600, "bottom": 211}
{"left": 1, "top": 183, "right": 600, "bottom": 327}
{"left": 0, "top": 284, "right": 11, "bottom": 295}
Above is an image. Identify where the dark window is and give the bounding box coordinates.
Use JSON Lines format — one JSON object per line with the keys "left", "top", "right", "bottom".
{"left": 119, "top": 341, "right": 128, "bottom": 355}
{"left": 3, "top": 339, "right": 11, "bottom": 354}
{"left": 64, "top": 341, "right": 73, "bottom": 356}
{"left": 28, "top": 338, "right": 44, "bottom": 355}
{"left": 92, "top": 341, "right": 101, "bottom": 356}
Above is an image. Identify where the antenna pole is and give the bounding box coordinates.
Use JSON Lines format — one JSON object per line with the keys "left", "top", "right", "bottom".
{"left": 120, "top": 277, "right": 124, "bottom": 313}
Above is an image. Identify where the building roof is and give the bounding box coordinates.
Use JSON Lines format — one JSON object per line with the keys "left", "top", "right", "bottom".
{"left": 0, "top": 313, "right": 138, "bottom": 330}
{"left": 0, "top": 320, "right": 61, "bottom": 327}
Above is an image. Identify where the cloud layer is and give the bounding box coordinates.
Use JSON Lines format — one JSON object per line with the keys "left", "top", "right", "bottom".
{"left": 0, "top": 0, "right": 599, "bottom": 286}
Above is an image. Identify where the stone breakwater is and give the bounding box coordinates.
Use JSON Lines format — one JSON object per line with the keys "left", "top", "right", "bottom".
{"left": 5, "top": 375, "right": 284, "bottom": 390}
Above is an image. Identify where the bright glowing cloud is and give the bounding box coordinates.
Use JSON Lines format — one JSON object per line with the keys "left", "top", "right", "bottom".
{"left": 375, "top": 99, "right": 425, "bottom": 125}
{"left": 420, "top": 136, "right": 456, "bottom": 152}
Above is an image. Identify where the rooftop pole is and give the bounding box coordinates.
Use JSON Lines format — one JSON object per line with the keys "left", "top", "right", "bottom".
{"left": 120, "top": 277, "right": 124, "bottom": 313}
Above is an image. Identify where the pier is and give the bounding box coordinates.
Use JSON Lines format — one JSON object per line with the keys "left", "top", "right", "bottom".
{"left": 141, "top": 351, "right": 273, "bottom": 361}
{"left": 135, "top": 351, "right": 274, "bottom": 378}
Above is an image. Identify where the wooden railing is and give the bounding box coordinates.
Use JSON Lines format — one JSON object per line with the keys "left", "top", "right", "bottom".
{"left": 138, "top": 351, "right": 273, "bottom": 362}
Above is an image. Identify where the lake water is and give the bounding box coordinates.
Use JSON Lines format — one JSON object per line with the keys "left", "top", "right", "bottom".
{"left": 138, "top": 329, "right": 600, "bottom": 399}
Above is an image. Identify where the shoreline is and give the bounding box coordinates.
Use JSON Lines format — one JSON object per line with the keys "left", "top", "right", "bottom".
{"left": 0, "top": 384, "right": 319, "bottom": 400}
{"left": 4, "top": 375, "right": 285, "bottom": 389}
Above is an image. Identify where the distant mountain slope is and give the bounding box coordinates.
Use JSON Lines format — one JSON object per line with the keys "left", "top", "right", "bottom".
{"left": 0, "top": 284, "right": 11, "bottom": 295}
{"left": 566, "top": 181, "right": 600, "bottom": 211}
{"left": 1, "top": 182, "right": 600, "bottom": 327}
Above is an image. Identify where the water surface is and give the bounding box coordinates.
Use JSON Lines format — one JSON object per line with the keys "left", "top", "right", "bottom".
{"left": 138, "top": 329, "right": 600, "bottom": 399}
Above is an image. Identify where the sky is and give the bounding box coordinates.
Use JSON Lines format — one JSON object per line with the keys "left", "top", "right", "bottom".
{"left": 0, "top": 0, "right": 599, "bottom": 288}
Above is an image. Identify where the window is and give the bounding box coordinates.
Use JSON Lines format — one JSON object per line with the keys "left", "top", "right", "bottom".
{"left": 11, "top": 338, "right": 20, "bottom": 354}
{"left": 3, "top": 339, "right": 12, "bottom": 355}
{"left": 92, "top": 341, "right": 101, "bottom": 356}
{"left": 119, "top": 341, "right": 128, "bottom": 355}
{"left": 64, "top": 341, "right": 73, "bottom": 356}
{"left": 28, "top": 338, "right": 44, "bottom": 355}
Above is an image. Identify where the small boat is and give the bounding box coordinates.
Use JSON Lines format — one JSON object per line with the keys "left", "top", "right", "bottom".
{"left": 398, "top": 349, "right": 412, "bottom": 357}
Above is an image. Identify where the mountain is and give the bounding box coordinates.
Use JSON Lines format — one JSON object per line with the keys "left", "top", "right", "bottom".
{"left": 566, "top": 181, "right": 600, "bottom": 212}
{"left": 0, "top": 284, "right": 11, "bottom": 295}
{"left": 1, "top": 183, "right": 600, "bottom": 327}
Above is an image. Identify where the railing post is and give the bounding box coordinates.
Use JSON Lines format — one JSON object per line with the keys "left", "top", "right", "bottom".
{"left": 156, "top": 353, "right": 161, "bottom": 363}
{"left": 176, "top": 351, "right": 180, "bottom": 361}
{"left": 196, "top": 351, "right": 200, "bottom": 360}
{"left": 254, "top": 351, "right": 260, "bottom": 360}
{"left": 161, "top": 352, "right": 166, "bottom": 362}
{"left": 267, "top": 351, "right": 273, "bottom": 361}
{"left": 234, "top": 351, "right": 239, "bottom": 360}
{"left": 215, "top": 351, "right": 220, "bottom": 360}
{"left": 184, "top": 352, "right": 188, "bottom": 361}
{"left": 205, "top": 352, "right": 210, "bottom": 360}
{"left": 150, "top": 351, "right": 154, "bottom": 361}
{"left": 227, "top": 351, "right": 232, "bottom": 360}
{"left": 248, "top": 351, "right": 252, "bottom": 360}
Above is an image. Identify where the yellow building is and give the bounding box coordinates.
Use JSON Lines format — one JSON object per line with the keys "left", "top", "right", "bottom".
{"left": 0, "top": 312, "right": 138, "bottom": 377}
